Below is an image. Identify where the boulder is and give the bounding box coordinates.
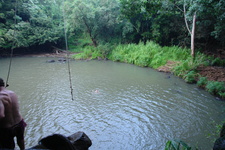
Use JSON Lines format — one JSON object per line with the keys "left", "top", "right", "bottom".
{"left": 29, "top": 131, "right": 92, "bottom": 150}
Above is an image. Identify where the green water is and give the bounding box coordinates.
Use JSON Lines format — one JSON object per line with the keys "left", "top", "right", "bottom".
{"left": 0, "top": 57, "right": 224, "bottom": 150}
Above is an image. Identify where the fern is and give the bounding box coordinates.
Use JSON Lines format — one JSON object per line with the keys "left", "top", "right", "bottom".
{"left": 165, "top": 140, "right": 197, "bottom": 150}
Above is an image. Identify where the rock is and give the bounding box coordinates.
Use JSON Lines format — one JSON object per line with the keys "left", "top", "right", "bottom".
{"left": 46, "top": 60, "right": 55, "bottom": 63}
{"left": 220, "top": 123, "right": 225, "bottom": 138}
{"left": 29, "top": 131, "right": 92, "bottom": 150}
{"left": 58, "top": 58, "right": 67, "bottom": 62}
{"left": 213, "top": 123, "right": 225, "bottom": 150}
{"left": 213, "top": 137, "right": 225, "bottom": 150}
{"left": 68, "top": 131, "right": 92, "bottom": 150}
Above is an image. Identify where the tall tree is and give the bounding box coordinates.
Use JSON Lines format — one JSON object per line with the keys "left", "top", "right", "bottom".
{"left": 65, "top": 0, "right": 122, "bottom": 47}
{"left": 120, "top": 0, "right": 153, "bottom": 43}
{"left": 0, "top": 0, "right": 64, "bottom": 50}
{"left": 169, "top": 0, "right": 198, "bottom": 58}
{"left": 169, "top": 0, "right": 225, "bottom": 57}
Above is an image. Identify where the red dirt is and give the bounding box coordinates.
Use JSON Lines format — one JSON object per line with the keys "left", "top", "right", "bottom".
{"left": 197, "top": 66, "right": 225, "bottom": 82}
{"left": 157, "top": 61, "right": 225, "bottom": 82}
{"left": 157, "top": 61, "right": 179, "bottom": 73}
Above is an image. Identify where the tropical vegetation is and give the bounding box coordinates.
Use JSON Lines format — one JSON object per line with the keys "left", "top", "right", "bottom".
{"left": 1, "top": 0, "right": 225, "bottom": 116}
{"left": 1, "top": 0, "right": 225, "bottom": 149}
{"left": 0, "top": 0, "right": 225, "bottom": 51}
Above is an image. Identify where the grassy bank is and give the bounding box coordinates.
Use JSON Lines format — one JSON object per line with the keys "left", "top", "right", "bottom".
{"left": 71, "top": 41, "right": 225, "bottom": 99}
{"left": 71, "top": 41, "right": 225, "bottom": 149}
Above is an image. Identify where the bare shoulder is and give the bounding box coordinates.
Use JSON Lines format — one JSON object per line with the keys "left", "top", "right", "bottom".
{"left": 6, "top": 89, "right": 15, "bottom": 94}
{"left": 0, "top": 91, "right": 11, "bottom": 105}
{"left": 0, "top": 90, "right": 9, "bottom": 97}
{"left": 1, "top": 89, "right": 16, "bottom": 96}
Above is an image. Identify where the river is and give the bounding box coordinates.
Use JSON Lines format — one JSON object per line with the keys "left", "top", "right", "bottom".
{"left": 0, "top": 57, "right": 225, "bottom": 150}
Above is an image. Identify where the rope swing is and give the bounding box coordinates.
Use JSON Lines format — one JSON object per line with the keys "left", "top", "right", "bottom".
{"left": 5, "top": 0, "right": 18, "bottom": 88}
{"left": 63, "top": 0, "right": 74, "bottom": 101}
{"left": 5, "top": 0, "right": 74, "bottom": 101}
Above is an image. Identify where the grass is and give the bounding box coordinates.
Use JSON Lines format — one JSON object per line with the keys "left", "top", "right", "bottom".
{"left": 68, "top": 34, "right": 93, "bottom": 53}
{"left": 206, "top": 81, "right": 225, "bottom": 96}
{"left": 71, "top": 40, "right": 225, "bottom": 99}
{"left": 165, "top": 140, "right": 197, "bottom": 150}
{"left": 108, "top": 41, "right": 191, "bottom": 68}
{"left": 70, "top": 40, "right": 225, "bottom": 149}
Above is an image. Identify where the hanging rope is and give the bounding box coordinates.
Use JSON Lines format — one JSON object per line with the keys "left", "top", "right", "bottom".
{"left": 63, "top": 0, "right": 74, "bottom": 101}
{"left": 5, "top": 0, "right": 18, "bottom": 88}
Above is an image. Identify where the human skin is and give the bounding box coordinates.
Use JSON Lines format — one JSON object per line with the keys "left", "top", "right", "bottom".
{"left": 0, "top": 84, "right": 25, "bottom": 150}
{"left": 0, "top": 87, "right": 22, "bottom": 128}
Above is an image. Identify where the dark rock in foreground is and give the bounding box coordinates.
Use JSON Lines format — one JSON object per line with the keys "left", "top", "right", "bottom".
{"left": 29, "top": 131, "right": 92, "bottom": 150}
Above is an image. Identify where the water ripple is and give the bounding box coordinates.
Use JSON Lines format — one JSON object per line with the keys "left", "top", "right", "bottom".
{"left": 0, "top": 58, "right": 225, "bottom": 150}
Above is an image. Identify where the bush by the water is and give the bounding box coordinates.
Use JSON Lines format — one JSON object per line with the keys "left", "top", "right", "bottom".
{"left": 108, "top": 41, "right": 191, "bottom": 68}
{"left": 206, "top": 81, "right": 225, "bottom": 95}
{"left": 71, "top": 41, "right": 225, "bottom": 99}
{"left": 184, "top": 70, "right": 198, "bottom": 83}
{"left": 197, "top": 77, "right": 225, "bottom": 98}
{"left": 197, "top": 77, "right": 208, "bottom": 88}
{"left": 165, "top": 140, "right": 198, "bottom": 150}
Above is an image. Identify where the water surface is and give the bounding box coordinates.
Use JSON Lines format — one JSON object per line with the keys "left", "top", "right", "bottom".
{"left": 0, "top": 57, "right": 224, "bottom": 150}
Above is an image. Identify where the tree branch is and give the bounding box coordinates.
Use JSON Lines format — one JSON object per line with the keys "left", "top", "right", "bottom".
{"left": 183, "top": 4, "right": 191, "bottom": 35}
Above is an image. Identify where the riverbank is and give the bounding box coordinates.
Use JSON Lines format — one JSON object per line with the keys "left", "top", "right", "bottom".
{"left": 4, "top": 43, "right": 225, "bottom": 99}
{"left": 18, "top": 51, "right": 76, "bottom": 58}
{"left": 157, "top": 60, "right": 225, "bottom": 82}
{"left": 40, "top": 52, "right": 225, "bottom": 84}
{"left": 157, "top": 60, "right": 225, "bottom": 100}
{"left": 103, "top": 42, "right": 225, "bottom": 100}
{"left": 27, "top": 51, "right": 225, "bottom": 99}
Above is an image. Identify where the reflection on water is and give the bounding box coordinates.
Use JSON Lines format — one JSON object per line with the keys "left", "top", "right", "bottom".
{"left": 0, "top": 57, "right": 225, "bottom": 150}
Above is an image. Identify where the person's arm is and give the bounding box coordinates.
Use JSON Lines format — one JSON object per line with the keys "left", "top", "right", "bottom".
{"left": 0, "top": 99, "right": 5, "bottom": 118}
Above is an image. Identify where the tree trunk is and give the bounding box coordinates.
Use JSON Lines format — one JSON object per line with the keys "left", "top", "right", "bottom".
{"left": 82, "top": 17, "right": 98, "bottom": 47}
{"left": 78, "top": 7, "right": 98, "bottom": 47}
{"left": 183, "top": 3, "right": 197, "bottom": 59}
{"left": 191, "top": 12, "right": 197, "bottom": 59}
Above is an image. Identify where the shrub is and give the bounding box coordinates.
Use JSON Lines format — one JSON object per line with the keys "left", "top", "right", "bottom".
{"left": 110, "top": 53, "right": 124, "bottom": 62}
{"left": 211, "top": 57, "right": 225, "bottom": 66}
{"left": 72, "top": 52, "right": 88, "bottom": 60}
{"left": 134, "top": 55, "right": 151, "bottom": 67}
{"left": 165, "top": 140, "right": 197, "bottom": 150}
{"left": 97, "top": 43, "right": 114, "bottom": 58}
{"left": 205, "top": 81, "right": 225, "bottom": 95}
{"left": 219, "top": 92, "right": 225, "bottom": 99}
{"left": 173, "top": 52, "right": 208, "bottom": 78}
{"left": 91, "top": 50, "right": 103, "bottom": 59}
{"left": 173, "top": 60, "right": 192, "bottom": 77}
{"left": 184, "top": 70, "right": 198, "bottom": 83}
{"left": 197, "top": 77, "right": 208, "bottom": 88}
{"left": 72, "top": 48, "right": 92, "bottom": 60}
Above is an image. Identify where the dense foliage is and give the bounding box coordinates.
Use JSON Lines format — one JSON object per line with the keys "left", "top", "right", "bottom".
{"left": 1, "top": 0, "right": 224, "bottom": 148}
{"left": 0, "top": 0, "right": 64, "bottom": 51}
{"left": 0, "top": 0, "right": 224, "bottom": 53}
{"left": 0, "top": 0, "right": 224, "bottom": 98}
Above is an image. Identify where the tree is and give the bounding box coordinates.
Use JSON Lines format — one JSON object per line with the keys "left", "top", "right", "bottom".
{"left": 120, "top": 0, "right": 186, "bottom": 45}
{"left": 120, "top": 0, "right": 153, "bottom": 43}
{"left": 173, "top": 0, "right": 198, "bottom": 58}
{"left": 169, "top": 0, "right": 225, "bottom": 57}
{"left": 0, "top": 0, "right": 64, "bottom": 51}
{"left": 65, "top": 0, "right": 123, "bottom": 47}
